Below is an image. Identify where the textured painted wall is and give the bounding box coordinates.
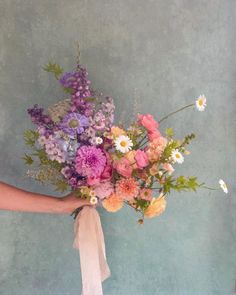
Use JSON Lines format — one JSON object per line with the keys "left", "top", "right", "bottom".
{"left": 0, "top": 1, "right": 235, "bottom": 294}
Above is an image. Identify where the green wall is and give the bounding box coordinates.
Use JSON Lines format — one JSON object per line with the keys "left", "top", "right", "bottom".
{"left": 0, "top": 1, "right": 235, "bottom": 294}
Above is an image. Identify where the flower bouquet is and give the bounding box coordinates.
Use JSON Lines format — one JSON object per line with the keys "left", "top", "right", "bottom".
{"left": 23, "top": 56, "right": 228, "bottom": 295}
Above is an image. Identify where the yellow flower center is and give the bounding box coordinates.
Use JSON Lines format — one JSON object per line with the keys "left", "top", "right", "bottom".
{"left": 69, "top": 119, "right": 79, "bottom": 128}
{"left": 175, "top": 153, "right": 180, "bottom": 158}
{"left": 198, "top": 99, "right": 203, "bottom": 106}
{"left": 120, "top": 141, "right": 127, "bottom": 147}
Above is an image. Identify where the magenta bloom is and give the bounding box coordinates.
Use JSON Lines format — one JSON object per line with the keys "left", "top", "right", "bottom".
{"left": 75, "top": 146, "right": 106, "bottom": 178}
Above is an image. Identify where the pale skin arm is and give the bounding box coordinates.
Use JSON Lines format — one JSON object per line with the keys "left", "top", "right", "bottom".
{"left": 0, "top": 181, "right": 91, "bottom": 214}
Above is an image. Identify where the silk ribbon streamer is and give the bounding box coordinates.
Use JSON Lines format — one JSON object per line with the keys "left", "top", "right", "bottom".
{"left": 73, "top": 206, "right": 111, "bottom": 295}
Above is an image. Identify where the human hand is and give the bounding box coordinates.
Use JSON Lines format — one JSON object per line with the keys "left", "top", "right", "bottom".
{"left": 61, "top": 193, "right": 92, "bottom": 214}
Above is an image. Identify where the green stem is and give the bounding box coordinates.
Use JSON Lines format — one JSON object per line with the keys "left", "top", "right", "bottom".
{"left": 158, "top": 103, "right": 195, "bottom": 124}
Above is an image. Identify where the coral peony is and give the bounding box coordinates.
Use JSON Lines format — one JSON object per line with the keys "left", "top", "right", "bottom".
{"left": 148, "top": 130, "right": 161, "bottom": 141}
{"left": 115, "top": 178, "right": 139, "bottom": 201}
{"left": 102, "top": 193, "right": 123, "bottom": 212}
{"left": 144, "top": 195, "right": 166, "bottom": 218}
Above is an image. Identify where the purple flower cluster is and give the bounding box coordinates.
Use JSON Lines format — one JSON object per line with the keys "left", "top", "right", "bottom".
{"left": 27, "top": 104, "right": 53, "bottom": 127}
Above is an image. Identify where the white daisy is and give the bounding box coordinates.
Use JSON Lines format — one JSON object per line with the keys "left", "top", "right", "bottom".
{"left": 195, "top": 95, "right": 207, "bottom": 111}
{"left": 219, "top": 179, "right": 228, "bottom": 194}
{"left": 171, "top": 149, "right": 184, "bottom": 164}
{"left": 95, "top": 137, "right": 103, "bottom": 145}
{"left": 114, "top": 135, "right": 133, "bottom": 153}
{"left": 90, "top": 196, "right": 98, "bottom": 205}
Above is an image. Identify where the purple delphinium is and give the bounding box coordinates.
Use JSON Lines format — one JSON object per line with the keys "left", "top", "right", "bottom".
{"left": 60, "top": 112, "right": 89, "bottom": 138}
{"left": 27, "top": 104, "right": 53, "bottom": 127}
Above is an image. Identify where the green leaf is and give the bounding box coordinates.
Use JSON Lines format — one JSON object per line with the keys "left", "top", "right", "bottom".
{"left": 22, "top": 154, "right": 34, "bottom": 165}
{"left": 43, "top": 62, "right": 63, "bottom": 80}
{"left": 32, "top": 149, "right": 48, "bottom": 165}
{"left": 165, "top": 127, "right": 174, "bottom": 138}
{"left": 23, "top": 130, "right": 39, "bottom": 147}
{"left": 54, "top": 180, "right": 69, "bottom": 193}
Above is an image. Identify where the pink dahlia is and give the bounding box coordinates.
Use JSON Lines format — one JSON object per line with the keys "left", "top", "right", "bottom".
{"left": 115, "top": 178, "right": 139, "bottom": 201}
{"left": 75, "top": 146, "right": 106, "bottom": 178}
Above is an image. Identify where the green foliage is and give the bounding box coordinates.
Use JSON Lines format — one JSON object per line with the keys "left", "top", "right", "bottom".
{"left": 135, "top": 198, "right": 150, "bottom": 212}
{"left": 22, "top": 153, "right": 34, "bottom": 165}
{"left": 32, "top": 149, "right": 48, "bottom": 165}
{"left": 165, "top": 127, "right": 174, "bottom": 138}
{"left": 43, "top": 62, "right": 63, "bottom": 80}
{"left": 163, "top": 175, "right": 200, "bottom": 194}
{"left": 161, "top": 140, "right": 179, "bottom": 162}
{"left": 54, "top": 180, "right": 69, "bottom": 193}
{"left": 23, "top": 130, "right": 39, "bottom": 147}
{"left": 179, "top": 133, "right": 196, "bottom": 151}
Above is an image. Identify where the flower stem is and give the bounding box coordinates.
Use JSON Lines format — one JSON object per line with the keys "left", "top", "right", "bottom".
{"left": 158, "top": 103, "right": 195, "bottom": 124}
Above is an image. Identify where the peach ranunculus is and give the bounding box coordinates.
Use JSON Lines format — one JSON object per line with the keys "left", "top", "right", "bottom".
{"left": 113, "top": 157, "right": 133, "bottom": 177}
{"left": 138, "top": 114, "right": 158, "bottom": 133}
{"left": 162, "top": 163, "right": 174, "bottom": 175}
{"left": 144, "top": 195, "right": 167, "bottom": 218}
{"left": 102, "top": 193, "right": 123, "bottom": 212}
{"left": 111, "top": 126, "right": 126, "bottom": 137}
{"left": 125, "top": 150, "right": 137, "bottom": 169}
{"left": 135, "top": 150, "right": 149, "bottom": 169}
{"left": 146, "top": 136, "right": 167, "bottom": 162}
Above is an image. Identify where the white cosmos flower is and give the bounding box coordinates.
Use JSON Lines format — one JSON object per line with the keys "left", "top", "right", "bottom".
{"left": 195, "top": 95, "right": 207, "bottom": 111}
{"left": 219, "top": 179, "right": 228, "bottom": 194}
{"left": 90, "top": 196, "right": 98, "bottom": 205}
{"left": 114, "top": 135, "right": 133, "bottom": 153}
{"left": 171, "top": 149, "right": 184, "bottom": 164}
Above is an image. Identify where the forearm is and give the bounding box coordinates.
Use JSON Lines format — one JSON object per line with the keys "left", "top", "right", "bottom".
{"left": 0, "top": 181, "right": 68, "bottom": 214}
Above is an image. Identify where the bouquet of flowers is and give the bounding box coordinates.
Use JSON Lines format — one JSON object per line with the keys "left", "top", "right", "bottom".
{"left": 23, "top": 57, "right": 228, "bottom": 295}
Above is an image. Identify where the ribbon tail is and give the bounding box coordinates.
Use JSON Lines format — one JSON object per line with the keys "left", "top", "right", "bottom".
{"left": 73, "top": 206, "right": 110, "bottom": 295}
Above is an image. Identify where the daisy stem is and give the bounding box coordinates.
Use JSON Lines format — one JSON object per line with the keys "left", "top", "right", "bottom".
{"left": 158, "top": 103, "right": 195, "bottom": 124}
{"left": 201, "top": 186, "right": 218, "bottom": 191}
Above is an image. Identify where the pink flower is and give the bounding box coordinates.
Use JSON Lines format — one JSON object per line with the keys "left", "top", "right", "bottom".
{"left": 139, "top": 188, "right": 152, "bottom": 201}
{"left": 100, "top": 152, "right": 113, "bottom": 181}
{"left": 94, "top": 181, "right": 114, "bottom": 199}
{"left": 148, "top": 130, "right": 161, "bottom": 141}
{"left": 115, "top": 178, "right": 139, "bottom": 201}
{"left": 135, "top": 150, "right": 149, "bottom": 169}
{"left": 87, "top": 176, "right": 101, "bottom": 186}
{"left": 162, "top": 163, "right": 175, "bottom": 175}
{"left": 114, "top": 157, "right": 133, "bottom": 178}
{"left": 138, "top": 114, "right": 158, "bottom": 133}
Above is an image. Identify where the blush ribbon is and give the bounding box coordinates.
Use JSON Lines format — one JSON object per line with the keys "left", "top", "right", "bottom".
{"left": 73, "top": 206, "right": 111, "bottom": 295}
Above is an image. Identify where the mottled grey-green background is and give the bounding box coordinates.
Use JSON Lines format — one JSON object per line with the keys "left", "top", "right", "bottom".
{"left": 0, "top": 1, "right": 235, "bottom": 294}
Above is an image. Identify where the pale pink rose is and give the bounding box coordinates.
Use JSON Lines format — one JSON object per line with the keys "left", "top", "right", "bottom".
{"left": 139, "top": 188, "right": 152, "bottom": 201}
{"left": 94, "top": 181, "right": 114, "bottom": 199}
{"left": 162, "top": 163, "right": 175, "bottom": 175}
{"left": 135, "top": 150, "right": 149, "bottom": 168}
{"left": 138, "top": 114, "right": 158, "bottom": 132}
{"left": 114, "top": 157, "right": 133, "bottom": 178}
{"left": 148, "top": 130, "right": 161, "bottom": 141}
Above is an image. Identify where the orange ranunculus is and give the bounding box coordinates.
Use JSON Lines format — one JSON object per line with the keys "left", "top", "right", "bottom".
{"left": 111, "top": 126, "right": 126, "bottom": 137}
{"left": 102, "top": 193, "right": 124, "bottom": 212}
{"left": 144, "top": 195, "right": 166, "bottom": 218}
